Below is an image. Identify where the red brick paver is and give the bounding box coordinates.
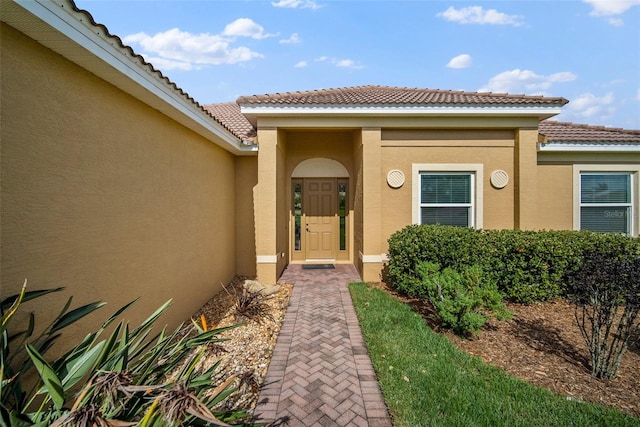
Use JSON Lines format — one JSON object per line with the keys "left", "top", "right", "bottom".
{"left": 254, "top": 264, "right": 392, "bottom": 426}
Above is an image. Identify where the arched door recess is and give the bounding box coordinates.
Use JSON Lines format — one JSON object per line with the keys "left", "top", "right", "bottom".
{"left": 291, "top": 158, "right": 350, "bottom": 262}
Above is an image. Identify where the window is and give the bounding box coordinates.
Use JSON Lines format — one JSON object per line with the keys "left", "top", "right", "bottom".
{"left": 573, "top": 165, "right": 639, "bottom": 237}
{"left": 413, "top": 164, "right": 483, "bottom": 228}
{"left": 579, "top": 173, "right": 632, "bottom": 234}
{"left": 420, "top": 173, "right": 474, "bottom": 227}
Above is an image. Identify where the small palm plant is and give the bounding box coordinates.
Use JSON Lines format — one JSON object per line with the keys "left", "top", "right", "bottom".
{"left": 1, "top": 281, "right": 254, "bottom": 426}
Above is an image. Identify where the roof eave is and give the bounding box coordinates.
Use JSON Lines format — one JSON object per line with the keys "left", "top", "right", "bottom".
{"left": 240, "top": 105, "right": 564, "bottom": 123}
{"left": 2, "top": 0, "right": 249, "bottom": 155}
{"left": 538, "top": 143, "right": 640, "bottom": 152}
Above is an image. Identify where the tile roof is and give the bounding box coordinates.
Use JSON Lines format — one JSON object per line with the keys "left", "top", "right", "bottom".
{"left": 204, "top": 100, "right": 640, "bottom": 149}
{"left": 540, "top": 120, "right": 640, "bottom": 144}
{"left": 236, "top": 85, "right": 569, "bottom": 107}
{"left": 203, "top": 103, "right": 256, "bottom": 143}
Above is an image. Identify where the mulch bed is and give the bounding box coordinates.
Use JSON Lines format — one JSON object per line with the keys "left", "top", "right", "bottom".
{"left": 373, "top": 281, "right": 640, "bottom": 418}
{"left": 186, "top": 277, "right": 638, "bottom": 419}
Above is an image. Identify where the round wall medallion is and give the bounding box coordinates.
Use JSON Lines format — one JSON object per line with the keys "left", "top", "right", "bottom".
{"left": 490, "top": 170, "right": 509, "bottom": 189}
{"left": 387, "top": 169, "right": 405, "bottom": 189}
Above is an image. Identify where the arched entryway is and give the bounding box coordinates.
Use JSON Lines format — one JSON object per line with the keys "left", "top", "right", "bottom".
{"left": 291, "top": 158, "right": 351, "bottom": 263}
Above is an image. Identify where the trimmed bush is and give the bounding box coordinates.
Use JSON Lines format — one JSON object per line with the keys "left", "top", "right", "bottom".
{"left": 387, "top": 225, "right": 484, "bottom": 297}
{"left": 416, "top": 262, "right": 512, "bottom": 336}
{"left": 482, "top": 230, "right": 579, "bottom": 303}
{"left": 387, "top": 225, "right": 640, "bottom": 304}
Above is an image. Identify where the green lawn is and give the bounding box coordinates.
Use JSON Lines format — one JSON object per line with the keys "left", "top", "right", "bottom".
{"left": 349, "top": 282, "right": 640, "bottom": 427}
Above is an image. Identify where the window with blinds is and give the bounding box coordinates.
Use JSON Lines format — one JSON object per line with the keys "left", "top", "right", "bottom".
{"left": 580, "top": 173, "right": 632, "bottom": 234}
{"left": 420, "top": 173, "right": 474, "bottom": 227}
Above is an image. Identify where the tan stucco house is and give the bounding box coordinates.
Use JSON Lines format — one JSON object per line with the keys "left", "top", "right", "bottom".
{"left": 2, "top": 0, "right": 640, "bottom": 342}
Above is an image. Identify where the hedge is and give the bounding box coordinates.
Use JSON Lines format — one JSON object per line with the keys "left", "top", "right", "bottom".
{"left": 386, "top": 225, "right": 640, "bottom": 303}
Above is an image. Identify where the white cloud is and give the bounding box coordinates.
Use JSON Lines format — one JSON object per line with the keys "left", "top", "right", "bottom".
{"left": 272, "top": 0, "right": 322, "bottom": 10}
{"left": 272, "top": 0, "right": 299, "bottom": 6}
{"left": 280, "top": 33, "right": 301, "bottom": 44}
{"left": 437, "top": 6, "right": 525, "bottom": 26}
{"left": 603, "top": 79, "right": 626, "bottom": 87}
{"left": 123, "top": 28, "right": 263, "bottom": 68}
{"left": 335, "top": 59, "right": 363, "bottom": 69}
{"left": 143, "top": 56, "right": 194, "bottom": 71}
{"left": 583, "top": 0, "right": 640, "bottom": 16}
{"left": 583, "top": 0, "right": 639, "bottom": 26}
{"left": 312, "top": 56, "right": 363, "bottom": 69}
{"left": 479, "top": 69, "right": 576, "bottom": 94}
{"left": 636, "top": 88, "right": 640, "bottom": 101}
{"left": 447, "top": 54, "right": 472, "bottom": 69}
{"left": 223, "top": 18, "right": 275, "bottom": 39}
{"left": 561, "top": 92, "right": 616, "bottom": 121}
{"left": 295, "top": 60, "right": 308, "bottom": 68}
{"left": 608, "top": 17, "right": 625, "bottom": 26}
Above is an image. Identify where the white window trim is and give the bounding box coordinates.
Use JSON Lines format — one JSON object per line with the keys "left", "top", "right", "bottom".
{"left": 412, "top": 164, "right": 483, "bottom": 228}
{"left": 573, "top": 164, "right": 640, "bottom": 237}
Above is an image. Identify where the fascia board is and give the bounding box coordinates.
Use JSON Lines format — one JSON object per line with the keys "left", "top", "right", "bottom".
{"left": 539, "top": 143, "right": 640, "bottom": 152}
{"left": 253, "top": 115, "right": 541, "bottom": 130}
{"left": 10, "top": 0, "right": 246, "bottom": 155}
{"left": 240, "top": 105, "right": 564, "bottom": 117}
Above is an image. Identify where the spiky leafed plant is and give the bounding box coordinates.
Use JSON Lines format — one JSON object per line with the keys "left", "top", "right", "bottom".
{"left": 1, "top": 281, "right": 255, "bottom": 426}
{"left": 230, "top": 289, "right": 274, "bottom": 326}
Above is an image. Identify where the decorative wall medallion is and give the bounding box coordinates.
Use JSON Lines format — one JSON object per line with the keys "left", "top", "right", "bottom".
{"left": 387, "top": 169, "right": 405, "bottom": 188}
{"left": 490, "top": 170, "right": 509, "bottom": 189}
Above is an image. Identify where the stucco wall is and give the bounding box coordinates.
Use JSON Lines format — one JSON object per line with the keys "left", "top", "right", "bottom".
{"left": 536, "top": 163, "right": 574, "bottom": 230}
{"left": 235, "top": 156, "right": 258, "bottom": 276}
{"left": 1, "top": 24, "right": 238, "bottom": 346}
{"left": 285, "top": 131, "right": 356, "bottom": 178}
{"left": 276, "top": 130, "right": 288, "bottom": 276}
{"left": 379, "top": 129, "right": 516, "bottom": 249}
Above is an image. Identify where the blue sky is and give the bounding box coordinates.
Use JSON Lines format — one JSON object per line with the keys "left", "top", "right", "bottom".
{"left": 75, "top": 0, "right": 640, "bottom": 129}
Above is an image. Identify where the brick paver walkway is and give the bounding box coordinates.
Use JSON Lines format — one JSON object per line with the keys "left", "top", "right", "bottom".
{"left": 254, "top": 264, "right": 392, "bottom": 426}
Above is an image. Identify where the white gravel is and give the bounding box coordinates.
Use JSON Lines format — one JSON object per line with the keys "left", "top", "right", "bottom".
{"left": 180, "top": 277, "right": 293, "bottom": 412}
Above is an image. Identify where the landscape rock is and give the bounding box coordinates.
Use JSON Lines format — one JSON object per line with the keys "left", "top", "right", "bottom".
{"left": 243, "top": 279, "right": 280, "bottom": 296}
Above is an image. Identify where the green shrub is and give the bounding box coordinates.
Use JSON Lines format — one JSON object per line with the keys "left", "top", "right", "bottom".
{"left": 1, "top": 282, "right": 254, "bottom": 426}
{"left": 416, "top": 262, "right": 512, "bottom": 336}
{"left": 566, "top": 249, "right": 640, "bottom": 379}
{"left": 482, "top": 230, "right": 570, "bottom": 303}
{"left": 386, "top": 224, "right": 484, "bottom": 296}
{"left": 386, "top": 225, "right": 640, "bottom": 304}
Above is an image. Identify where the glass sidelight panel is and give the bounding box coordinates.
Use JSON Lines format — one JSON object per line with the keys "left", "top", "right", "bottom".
{"left": 293, "top": 180, "right": 302, "bottom": 251}
{"left": 338, "top": 180, "right": 347, "bottom": 251}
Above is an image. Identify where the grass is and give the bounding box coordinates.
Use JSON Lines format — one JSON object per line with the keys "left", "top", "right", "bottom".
{"left": 349, "top": 282, "right": 640, "bottom": 427}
